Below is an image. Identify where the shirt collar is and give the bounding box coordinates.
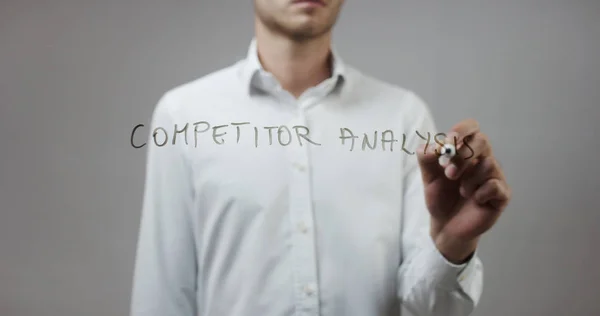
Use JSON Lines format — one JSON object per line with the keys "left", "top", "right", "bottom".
{"left": 239, "top": 38, "right": 347, "bottom": 94}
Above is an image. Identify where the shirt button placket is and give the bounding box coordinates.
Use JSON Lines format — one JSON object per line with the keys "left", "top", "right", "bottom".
{"left": 286, "top": 108, "right": 320, "bottom": 315}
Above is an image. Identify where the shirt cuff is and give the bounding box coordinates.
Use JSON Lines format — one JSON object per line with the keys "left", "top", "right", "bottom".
{"left": 420, "top": 235, "right": 479, "bottom": 291}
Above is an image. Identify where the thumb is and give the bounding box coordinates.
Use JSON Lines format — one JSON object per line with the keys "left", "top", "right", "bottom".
{"left": 416, "top": 142, "right": 445, "bottom": 184}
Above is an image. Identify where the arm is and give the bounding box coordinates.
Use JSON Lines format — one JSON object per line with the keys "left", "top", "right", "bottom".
{"left": 130, "top": 94, "right": 198, "bottom": 316}
{"left": 397, "top": 92, "right": 483, "bottom": 315}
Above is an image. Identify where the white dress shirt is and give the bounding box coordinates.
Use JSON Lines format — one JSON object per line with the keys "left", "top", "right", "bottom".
{"left": 130, "top": 39, "right": 483, "bottom": 316}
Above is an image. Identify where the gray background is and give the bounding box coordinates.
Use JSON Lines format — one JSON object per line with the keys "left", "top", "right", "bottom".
{"left": 1, "top": 0, "right": 599, "bottom": 315}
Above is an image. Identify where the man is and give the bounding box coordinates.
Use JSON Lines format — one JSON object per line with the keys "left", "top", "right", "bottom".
{"left": 130, "top": 0, "right": 511, "bottom": 315}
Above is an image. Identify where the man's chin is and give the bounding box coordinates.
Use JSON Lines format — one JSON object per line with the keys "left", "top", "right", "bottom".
{"left": 288, "top": 30, "right": 323, "bottom": 41}
{"left": 282, "top": 22, "right": 329, "bottom": 39}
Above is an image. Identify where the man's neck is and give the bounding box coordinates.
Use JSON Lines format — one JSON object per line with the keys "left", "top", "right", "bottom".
{"left": 254, "top": 24, "right": 333, "bottom": 98}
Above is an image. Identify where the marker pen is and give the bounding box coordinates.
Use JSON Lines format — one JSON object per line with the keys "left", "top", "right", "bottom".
{"left": 438, "top": 143, "right": 456, "bottom": 166}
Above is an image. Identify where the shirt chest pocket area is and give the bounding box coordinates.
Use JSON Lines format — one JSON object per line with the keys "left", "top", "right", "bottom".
{"left": 190, "top": 145, "right": 291, "bottom": 211}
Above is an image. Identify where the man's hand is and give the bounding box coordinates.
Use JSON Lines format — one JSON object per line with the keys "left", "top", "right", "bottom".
{"left": 416, "top": 119, "right": 511, "bottom": 264}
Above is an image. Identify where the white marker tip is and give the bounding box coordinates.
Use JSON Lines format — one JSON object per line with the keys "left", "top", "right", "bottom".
{"left": 441, "top": 143, "right": 456, "bottom": 157}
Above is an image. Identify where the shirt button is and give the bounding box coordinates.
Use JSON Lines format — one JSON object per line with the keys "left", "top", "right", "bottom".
{"left": 298, "top": 222, "right": 309, "bottom": 234}
{"left": 304, "top": 284, "right": 316, "bottom": 296}
{"left": 293, "top": 162, "right": 306, "bottom": 172}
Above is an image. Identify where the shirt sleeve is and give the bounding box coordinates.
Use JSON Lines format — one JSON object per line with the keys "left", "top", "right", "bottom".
{"left": 130, "top": 94, "right": 198, "bottom": 316}
{"left": 396, "top": 92, "right": 483, "bottom": 316}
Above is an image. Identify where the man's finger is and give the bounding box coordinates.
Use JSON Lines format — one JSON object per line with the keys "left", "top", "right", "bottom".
{"left": 450, "top": 118, "right": 480, "bottom": 138}
{"left": 459, "top": 156, "right": 500, "bottom": 197}
{"left": 473, "top": 178, "right": 510, "bottom": 209}
{"left": 432, "top": 128, "right": 477, "bottom": 161}
{"left": 445, "top": 132, "right": 493, "bottom": 180}
{"left": 419, "top": 119, "right": 481, "bottom": 183}
{"left": 436, "top": 119, "right": 480, "bottom": 157}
